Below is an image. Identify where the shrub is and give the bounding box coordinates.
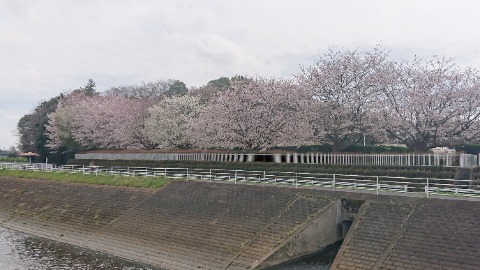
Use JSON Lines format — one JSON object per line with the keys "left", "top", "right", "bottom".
{"left": 342, "top": 144, "right": 409, "bottom": 153}
{"left": 0, "top": 157, "right": 28, "bottom": 162}
{"left": 455, "top": 144, "right": 480, "bottom": 155}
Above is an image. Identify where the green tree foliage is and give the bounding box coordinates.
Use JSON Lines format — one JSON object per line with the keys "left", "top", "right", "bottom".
{"left": 78, "top": 78, "right": 97, "bottom": 96}
{"left": 17, "top": 96, "right": 60, "bottom": 161}
{"left": 164, "top": 80, "right": 188, "bottom": 97}
{"left": 0, "top": 147, "right": 17, "bottom": 158}
{"left": 190, "top": 77, "right": 232, "bottom": 103}
{"left": 105, "top": 80, "right": 172, "bottom": 101}
{"left": 207, "top": 77, "right": 231, "bottom": 89}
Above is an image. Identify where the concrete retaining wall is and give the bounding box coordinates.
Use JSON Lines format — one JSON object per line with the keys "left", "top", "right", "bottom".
{"left": 1, "top": 176, "right": 480, "bottom": 269}
{"left": 0, "top": 177, "right": 348, "bottom": 269}
{"left": 331, "top": 199, "right": 480, "bottom": 269}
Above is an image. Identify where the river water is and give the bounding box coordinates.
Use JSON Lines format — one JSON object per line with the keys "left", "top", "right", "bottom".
{"left": 0, "top": 226, "right": 337, "bottom": 269}
{"left": 0, "top": 226, "right": 156, "bottom": 270}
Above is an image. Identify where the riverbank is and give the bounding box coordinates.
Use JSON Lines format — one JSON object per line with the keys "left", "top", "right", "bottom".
{"left": 1, "top": 175, "right": 480, "bottom": 269}
{"left": 0, "top": 176, "right": 341, "bottom": 269}
{"left": 0, "top": 169, "right": 169, "bottom": 189}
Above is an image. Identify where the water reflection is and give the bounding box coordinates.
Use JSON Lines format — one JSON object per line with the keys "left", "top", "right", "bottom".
{"left": 0, "top": 225, "right": 339, "bottom": 270}
{"left": 0, "top": 226, "right": 157, "bottom": 270}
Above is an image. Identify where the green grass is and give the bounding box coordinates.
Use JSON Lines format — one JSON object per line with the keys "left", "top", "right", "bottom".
{"left": 0, "top": 169, "right": 170, "bottom": 189}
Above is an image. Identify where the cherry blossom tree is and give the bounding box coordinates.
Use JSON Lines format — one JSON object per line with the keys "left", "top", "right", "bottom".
{"left": 41, "top": 80, "right": 98, "bottom": 163}
{"left": 72, "top": 95, "right": 152, "bottom": 150}
{"left": 380, "top": 56, "right": 480, "bottom": 151}
{"left": 47, "top": 92, "right": 153, "bottom": 150}
{"left": 45, "top": 91, "right": 87, "bottom": 151}
{"left": 297, "top": 46, "right": 391, "bottom": 152}
{"left": 144, "top": 95, "right": 203, "bottom": 149}
{"left": 189, "top": 77, "right": 312, "bottom": 150}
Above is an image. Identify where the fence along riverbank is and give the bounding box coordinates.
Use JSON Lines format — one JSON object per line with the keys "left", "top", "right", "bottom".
{"left": 75, "top": 152, "right": 480, "bottom": 168}
{"left": 2, "top": 162, "right": 480, "bottom": 199}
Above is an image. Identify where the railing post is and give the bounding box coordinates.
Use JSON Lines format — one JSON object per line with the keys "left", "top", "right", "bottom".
{"left": 333, "top": 174, "right": 336, "bottom": 191}
{"left": 295, "top": 172, "right": 298, "bottom": 188}
{"left": 376, "top": 176, "right": 379, "bottom": 195}
{"left": 186, "top": 168, "right": 189, "bottom": 178}
{"left": 209, "top": 169, "right": 212, "bottom": 182}
{"left": 263, "top": 171, "right": 266, "bottom": 182}
{"left": 426, "top": 178, "right": 429, "bottom": 198}
{"left": 235, "top": 170, "right": 237, "bottom": 184}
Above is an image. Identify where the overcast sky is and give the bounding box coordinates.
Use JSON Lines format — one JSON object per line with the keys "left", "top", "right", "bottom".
{"left": 1, "top": 0, "right": 480, "bottom": 149}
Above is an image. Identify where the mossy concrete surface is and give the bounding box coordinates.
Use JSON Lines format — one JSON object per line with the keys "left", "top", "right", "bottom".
{"left": 331, "top": 199, "right": 480, "bottom": 269}
{"left": 2, "top": 176, "right": 480, "bottom": 270}
{"left": 0, "top": 176, "right": 343, "bottom": 269}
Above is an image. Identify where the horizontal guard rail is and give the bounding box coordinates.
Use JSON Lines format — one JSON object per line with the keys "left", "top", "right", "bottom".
{"left": 1, "top": 162, "right": 479, "bottom": 199}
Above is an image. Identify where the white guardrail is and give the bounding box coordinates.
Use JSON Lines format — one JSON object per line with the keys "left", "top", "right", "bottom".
{"left": 75, "top": 152, "right": 479, "bottom": 168}
{"left": 1, "top": 162, "right": 479, "bottom": 199}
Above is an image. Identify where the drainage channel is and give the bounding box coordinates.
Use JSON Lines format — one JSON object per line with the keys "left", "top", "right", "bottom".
{"left": 268, "top": 240, "right": 343, "bottom": 270}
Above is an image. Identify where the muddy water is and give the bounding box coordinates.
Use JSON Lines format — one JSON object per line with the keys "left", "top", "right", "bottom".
{"left": 0, "top": 226, "right": 158, "bottom": 270}
{"left": 0, "top": 226, "right": 338, "bottom": 270}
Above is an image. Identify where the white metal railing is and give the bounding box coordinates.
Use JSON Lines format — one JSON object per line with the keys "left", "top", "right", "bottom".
{"left": 75, "top": 152, "right": 479, "bottom": 168}
{"left": 1, "top": 162, "right": 479, "bottom": 199}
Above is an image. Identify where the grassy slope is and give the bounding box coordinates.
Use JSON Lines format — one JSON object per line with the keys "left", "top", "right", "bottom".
{"left": 0, "top": 169, "right": 170, "bottom": 189}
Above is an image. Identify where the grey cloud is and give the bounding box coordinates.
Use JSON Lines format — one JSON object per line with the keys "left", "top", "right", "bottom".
{"left": 1, "top": 0, "right": 480, "bottom": 147}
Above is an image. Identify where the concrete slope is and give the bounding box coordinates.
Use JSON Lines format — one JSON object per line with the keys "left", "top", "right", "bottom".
{"left": 86, "top": 181, "right": 336, "bottom": 269}
{"left": 6, "top": 175, "right": 478, "bottom": 270}
{"left": 331, "top": 199, "right": 480, "bottom": 270}
{"left": 0, "top": 176, "right": 152, "bottom": 241}
{"left": 0, "top": 177, "right": 341, "bottom": 270}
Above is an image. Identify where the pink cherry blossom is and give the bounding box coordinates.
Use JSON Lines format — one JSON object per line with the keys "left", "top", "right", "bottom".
{"left": 189, "top": 77, "right": 312, "bottom": 151}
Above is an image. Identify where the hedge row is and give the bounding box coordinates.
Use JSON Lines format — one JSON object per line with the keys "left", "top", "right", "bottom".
{"left": 68, "top": 159, "right": 457, "bottom": 179}
{"left": 455, "top": 144, "right": 480, "bottom": 155}
{"left": 0, "top": 157, "right": 28, "bottom": 162}
{"left": 271, "top": 144, "right": 409, "bottom": 153}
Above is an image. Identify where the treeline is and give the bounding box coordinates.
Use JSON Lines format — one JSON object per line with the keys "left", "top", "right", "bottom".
{"left": 0, "top": 148, "right": 27, "bottom": 162}
{"left": 17, "top": 46, "right": 480, "bottom": 164}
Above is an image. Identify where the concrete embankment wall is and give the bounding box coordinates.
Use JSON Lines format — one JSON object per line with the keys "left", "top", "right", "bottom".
{"left": 331, "top": 198, "right": 480, "bottom": 270}
{"left": 2, "top": 176, "right": 480, "bottom": 269}
{"left": 0, "top": 177, "right": 350, "bottom": 269}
